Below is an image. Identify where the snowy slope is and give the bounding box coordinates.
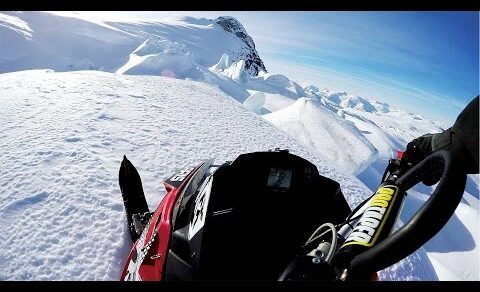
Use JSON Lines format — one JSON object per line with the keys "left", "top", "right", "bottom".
{"left": 399, "top": 189, "right": 479, "bottom": 280}
{"left": 0, "top": 70, "right": 373, "bottom": 280}
{"left": 0, "top": 11, "right": 140, "bottom": 73}
{"left": 263, "top": 97, "right": 378, "bottom": 175}
{"left": 0, "top": 12, "right": 265, "bottom": 77}
{"left": 0, "top": 10, "right": 375, "bottom": 175}
{"left": 1, "top": 11, "right": 365, "bottom": 172}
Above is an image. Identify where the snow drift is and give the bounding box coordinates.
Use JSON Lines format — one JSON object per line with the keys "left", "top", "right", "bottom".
{"left": 0, "top": 12, "right": 139, "bottom": 73}
{"left": 264, "top": 97, "right": 378, "bottom": 175}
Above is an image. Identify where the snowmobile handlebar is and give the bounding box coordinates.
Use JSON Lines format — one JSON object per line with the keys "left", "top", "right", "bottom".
{"left": 349, "top": 149, "right": 467, "bottom": 274}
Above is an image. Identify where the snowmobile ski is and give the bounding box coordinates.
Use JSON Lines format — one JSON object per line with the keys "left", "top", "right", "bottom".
{"left": 119, "top": 155, "right": 150, "bottom": 242}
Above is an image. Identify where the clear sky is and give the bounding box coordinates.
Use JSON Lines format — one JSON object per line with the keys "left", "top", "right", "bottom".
{"left": 57, "top": 11, "right": 479, "bottom": 125}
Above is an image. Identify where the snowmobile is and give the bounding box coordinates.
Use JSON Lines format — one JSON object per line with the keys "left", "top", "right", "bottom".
{"left": 118, "top": 148, "right": 466, "bottom": 281}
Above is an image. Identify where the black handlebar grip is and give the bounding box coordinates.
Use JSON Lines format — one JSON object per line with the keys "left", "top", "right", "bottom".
{"left": 350, "top": 150, "right": 467, "bottom": 274}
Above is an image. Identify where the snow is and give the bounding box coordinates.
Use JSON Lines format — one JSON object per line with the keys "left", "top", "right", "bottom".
{"left": 0, "top": 12, "right": 33, "bottom": 39}
{"left": 243, "top": 91, "right": 266, "bottom": 114}
{"left": 0, "top": 11, "right": 478, "bottom": 281}
{"left": 116, "top": 38, "right": 197, "bottom": 78}
{"left": 327, "top": 91, "right": 377, "bottom": 112}
{"left": 210, "top": 53, "right": 233, "bottom": 72}
{"left": 0, "top": 70, "right": 371, "bottom": 280}
{"left": 0, "top": 12, "right": 139, "bottom": 73}
{"left": 110, "top": 15, "right": 266, "bottom": 76}
{"left": 263, "top": 97, "right": 379, "bottom": 175}
{"left": 0, "top": 11, "right": 265, "bottom": 78}
{"left": 221, "top": 60, "right": 248, "bottom": 83}
{"left": 246, "top": 72, "right": 306, "bottom": 99}
{"left": 396, "top": 189, "right": 479, "bottom": 281}
{"left": 262, "top": 92, "right": 296, "bottom": 112}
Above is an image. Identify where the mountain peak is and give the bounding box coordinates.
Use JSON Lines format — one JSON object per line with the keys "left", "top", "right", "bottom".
{"left": 215, "top": 16, "right": 246, "bottom": 34}
{"left": 214, "top": 16, "right": 267, "bottom": 76}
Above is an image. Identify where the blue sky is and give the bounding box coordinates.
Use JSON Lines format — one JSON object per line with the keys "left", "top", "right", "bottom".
{"left": 70, "top": 11, "right": 479, "bottom": 124}
{"left": 247, "top": 12, "right": 479, "bottom": 124}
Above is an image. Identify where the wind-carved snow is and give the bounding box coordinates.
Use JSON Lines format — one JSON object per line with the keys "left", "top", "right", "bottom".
{"left": 210, "top": 53, "right": 233, "bottom": 72}
{"left": 112, "top": 15, "right": 266, "bottom": 77}
{"left": 115, "top": 38, "right": 252, "bottom": 103}
{"left": 243, "top": 91, "right": 266, "bottom": 114}
{"left": 0, "top": 12, "right": 33, "bottom": 39}
{"left": 0, "top": 12, "right": 265, "bottom": 80}
{"left": 0, "top": 12, "right": 139, "bottom": 73}
{"left": 247, "top": 72, "right": 306, "bottom": 99}
{"left": 264, "top": 97, "right": 379, "bottom": 175}
{"left": 220, "top": 60, "right": 248, "bottom": 83}
{"left": 116, "top": 38, "right": 196, "bottom": 78}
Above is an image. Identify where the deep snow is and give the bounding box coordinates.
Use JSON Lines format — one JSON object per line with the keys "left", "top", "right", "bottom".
{"left": 0, "top": 70, "right": 372, "bottom": 280}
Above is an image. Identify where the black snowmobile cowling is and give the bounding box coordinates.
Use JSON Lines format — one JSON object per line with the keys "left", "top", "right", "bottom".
{"left": 120, "top": 149, "right": 352, "bottom": 280}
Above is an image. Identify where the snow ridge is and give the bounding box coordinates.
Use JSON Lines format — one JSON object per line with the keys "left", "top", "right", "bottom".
{"left": 264, "top": 97, "right": 378, "bottom": 175}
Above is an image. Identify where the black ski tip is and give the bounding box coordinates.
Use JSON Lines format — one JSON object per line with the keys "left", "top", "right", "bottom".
{"left": 121, "top": 155, "right": 133, "bottom": 172}
{"left": 118, "top": 154, "right": 149, "bottom": 243}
